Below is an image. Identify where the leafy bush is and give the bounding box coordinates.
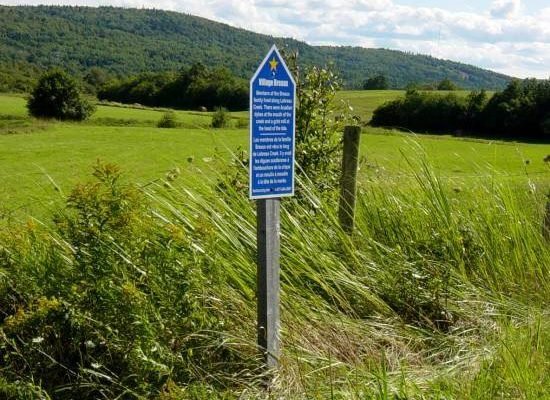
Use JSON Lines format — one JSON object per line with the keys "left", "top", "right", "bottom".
{"left": 27, "top": 69, "right": 95, "bottom": 121}
{"left": 211, "top": 107, "right": 229, "bottom": 128}
{"left": 437, "top": 78, "right": 459, "bottom": 90}
{"left": 371, "top": 89, "right": 468, "bottom": 132}
{"left": 157, "top": 111, "right": 178, "bottom": 128}
{"left": 363, "top": 74, "right": 388, "bottom": 90}
{"left": 83, "top": 67, "right": 110, "bottom": 94}
{"left": 0, "top": 162, "right": 243, "bottom": 399}
{"left": 290, "top": 58, "right": 352, "bottom": 194}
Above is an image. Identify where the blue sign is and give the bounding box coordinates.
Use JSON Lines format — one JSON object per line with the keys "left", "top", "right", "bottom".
{"left": 249, "top": 45, "right": 296, "bottom": 199}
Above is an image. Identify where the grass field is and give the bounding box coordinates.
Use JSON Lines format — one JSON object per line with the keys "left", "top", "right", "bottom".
{"left": 1, "top": 92, "right": 548, "bottom": 218}
{"left": 335, "top": 90, "right": 404, "bottom": 122}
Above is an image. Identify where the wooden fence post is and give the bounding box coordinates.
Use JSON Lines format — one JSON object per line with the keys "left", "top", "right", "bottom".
{"left": 339, "top": 125, "right": 361, "bottom": 234}
{"left": 544, "top": 194, "right": 550, "bottom": 241}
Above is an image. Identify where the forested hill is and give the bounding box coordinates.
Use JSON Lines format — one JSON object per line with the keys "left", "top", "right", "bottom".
{"left": 0, "top": 5, "right": 511, "bottom": 91}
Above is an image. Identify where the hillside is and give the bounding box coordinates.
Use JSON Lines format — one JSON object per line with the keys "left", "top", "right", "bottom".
{"left": 0, "top": 5, "right": 511, "bottom": 91}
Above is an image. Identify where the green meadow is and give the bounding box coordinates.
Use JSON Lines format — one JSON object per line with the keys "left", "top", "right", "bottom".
{"left": 1, "top": 92, "right": 548, "bottom": 218}
{"left": 336, "top": 89, "right": 405, "bottom": 121}
{"left": 0, "top": 91, "right": 549, "bottom": 399}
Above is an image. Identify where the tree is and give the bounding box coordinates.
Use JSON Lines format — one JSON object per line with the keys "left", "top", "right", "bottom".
{"left": 463, "top": 89, "right": 487, "bottom": 131}
{"left": 84, "top": 67, "right": 110, "bottom": 93}
{"left": 363, "top": 74, "right": 388, "bottom": 90}
{"left": 28, "top": 69, "right": 95, "bottom": 121}
{"left": 481, "top": 78, "right": 550, "bottom": 140}
{"left": 437, "top": 78, "right": 458, "bottom": 91}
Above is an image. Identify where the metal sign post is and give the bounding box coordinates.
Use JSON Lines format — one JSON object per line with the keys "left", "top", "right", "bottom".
{"left": 249, "top": 45, "right": 296, "bottom": 370}
{"left": 256, "top": 197, "right": 280, "bottom": 368}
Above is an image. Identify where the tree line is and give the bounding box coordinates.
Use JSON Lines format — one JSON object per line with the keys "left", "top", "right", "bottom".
{"left": 25, "top": 65, "right": 248, "bottom": 122}
{"left": 371, "top": 79, "right": 550, "bottom": 141}
{"left": 98, "top": 64, "right": 248, "bottom": 111}
{"left": 363, "top": 74, "right": 459, "bottom": 90}
{"left": 25, "top": 64, "right": 550, "bottom": 143}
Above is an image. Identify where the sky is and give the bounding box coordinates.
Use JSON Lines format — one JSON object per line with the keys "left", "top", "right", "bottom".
{"left": 2, "top": 0, "right": 549, "bottom": 78}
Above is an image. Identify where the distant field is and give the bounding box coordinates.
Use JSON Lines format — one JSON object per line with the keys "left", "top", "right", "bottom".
{"left": 1, "top": 92, "right": 549, "bottom": 218}
{"left": 335, "top": 90, "right": 404, "bottom": 122}
{"left": 0, "top": 95, "right": 247, "bottom": 129}
{"left": 0, "top": 93, "right": 28, "bottom": 117}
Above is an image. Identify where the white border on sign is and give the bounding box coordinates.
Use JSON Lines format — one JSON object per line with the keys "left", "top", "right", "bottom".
{"left": 249, "top": 44, "right": 297, "bottom": 200}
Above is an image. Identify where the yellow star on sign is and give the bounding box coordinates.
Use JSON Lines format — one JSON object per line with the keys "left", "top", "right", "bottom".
{"left": 269, "top": 57, "right": 279, "bottom": 72}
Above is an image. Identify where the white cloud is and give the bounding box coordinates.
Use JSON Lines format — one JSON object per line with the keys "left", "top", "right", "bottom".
{"left": 1, "top": 0, "right": 549, "bottom": 78}
{"left": 385, "top": 38, "right": 550, "bottom": 79}
{"left": 490, "top": 0, "right": 521, "bottom": 19}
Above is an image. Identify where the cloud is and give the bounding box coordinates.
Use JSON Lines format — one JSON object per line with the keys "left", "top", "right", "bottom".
{"left": 385, "top": 38, "right": 550, "bottom": 79}
{"left": 1, "top": 0, "right": 549, "bottom": 78}
{"left": 490, "top": 0, "right": 521, "bottom": 19}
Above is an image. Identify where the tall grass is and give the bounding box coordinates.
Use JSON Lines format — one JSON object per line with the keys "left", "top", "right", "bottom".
{"left": 0, "top": 155, "right": 548, "bottom": 399}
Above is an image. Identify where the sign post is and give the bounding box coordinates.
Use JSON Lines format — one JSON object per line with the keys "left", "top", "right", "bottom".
{"left": 250, "top": 45, "right": 296, "bottom": 370}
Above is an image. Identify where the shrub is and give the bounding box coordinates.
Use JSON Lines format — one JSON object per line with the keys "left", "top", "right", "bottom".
{"left": 0, "top": 162, "right": 237, "bottom": 398}
{"left": 292, "top": 60, "right": 351, "bottom": 194}
{"left": 211, "top": 107, "right": 229, "bottom": 128}
{"left": 363, "top": 74, "right": 389, "bottom": 90}
{"left": 157, "top": 111, "right": 178, "bottom": 128}
{"left": 463, "top": 89, "right": 488, "bottom": 131}
{"left": 27, "top": 69, "right": 95, "bottom": 121}
{"left": 83, "top": 67, "right": 110, "bottom": 94}
{"left": 437, "top": 78, "right": 458, "bottom": 91}
{"left": 371, "top": 90, "right": 467, "bottom": 132}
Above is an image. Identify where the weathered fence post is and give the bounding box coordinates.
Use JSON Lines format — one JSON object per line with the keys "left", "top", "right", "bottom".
{"left": 339, "top": 125, "right": 361, "bottom": 234}
{"left": 257, "top": 198, "right": 281, "bottom": 370}
{"left": 544, "top": 194, "right": 550, "bottom": 241}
